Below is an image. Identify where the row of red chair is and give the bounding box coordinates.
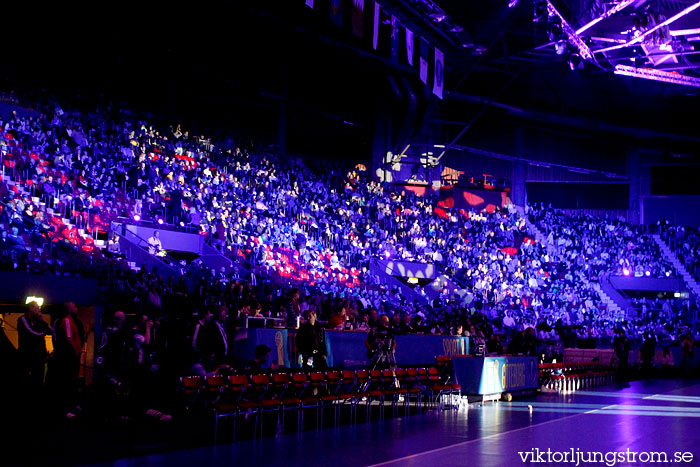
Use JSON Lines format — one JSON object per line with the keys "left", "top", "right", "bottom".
{"left": 539, "top": 363, "right": 615, "bottom": 393}
{"left": 539, "top": 362, "right": 604, "bottom": 370}
{"left": 180, "top": 367, "right": 461, "bottom": 443}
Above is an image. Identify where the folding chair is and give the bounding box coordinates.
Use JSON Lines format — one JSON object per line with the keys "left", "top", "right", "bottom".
{"left": 395, "top": 368, "right": 422, "bottom": 414}
{"left": 290, "top": 373, "right": 322, "bottom": 430}
{"left": 327, "top": 370, "right": 356, "bottom": 425}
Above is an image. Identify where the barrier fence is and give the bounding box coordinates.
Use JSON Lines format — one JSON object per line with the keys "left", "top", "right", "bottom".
{"left": 234, "top": 328, "right": 469, "bottom": 368}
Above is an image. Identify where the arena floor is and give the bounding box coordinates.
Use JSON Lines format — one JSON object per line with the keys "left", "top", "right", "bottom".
{"left": 88, "top": 378, "right": 700, "bottom": 467}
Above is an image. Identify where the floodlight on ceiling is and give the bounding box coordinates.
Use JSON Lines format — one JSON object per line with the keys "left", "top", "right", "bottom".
{"left": 555, "top": 39, "right": 568, "bottom": 55}
{"left": 568, "top": 53, "right": 584, "bottom": 70}
{"left": 547, "top": 20, "right": 563, "bottom": 42}
{"left": 546, "top": 0, "right": 595, "bottom": 61}
{"left": 594, "top": 1, "right": 700, "bottom": 55}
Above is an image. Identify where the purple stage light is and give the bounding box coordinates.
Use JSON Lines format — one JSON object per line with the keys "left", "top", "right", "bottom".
{"left": 645, "top": 271, "right": 651, "bottom": 277}
{"left": 134, "top": 214, "right": 141, "bottom": 221}
{"left": 623, "top": 268, "right": 630, "bottom": 276}
{"left": 157, "top": 218, "right": 164, "bottom": 225}
{"left": 385, "top": 251, "right": 391, "bottom": 259}
{"left": 666, "top": 271, "right": 671, "bottom": 277}
{"left": 179, "top": 221, "right": 185, "bottom": 227}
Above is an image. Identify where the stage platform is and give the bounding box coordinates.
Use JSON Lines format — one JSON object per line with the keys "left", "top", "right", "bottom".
{"left": 89, "top": 378, "right": 700, "bottom": 467}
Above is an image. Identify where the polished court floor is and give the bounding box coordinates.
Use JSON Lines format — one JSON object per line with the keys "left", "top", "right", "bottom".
{"left": 93, "top": 379, "right": 700, "bottom": 467}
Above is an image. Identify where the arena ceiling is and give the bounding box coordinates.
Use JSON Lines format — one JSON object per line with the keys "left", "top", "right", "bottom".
{"left": 2, "top": 0, "right": 698, "bottom": 163}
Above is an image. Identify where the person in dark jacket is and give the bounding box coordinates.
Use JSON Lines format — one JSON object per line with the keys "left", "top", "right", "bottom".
{"left": 198, "top": 305, "right": 230, "bottom": 365}
{"left": 51, "top": 302, "right": 85, "bottom": 417}
{"left": 614, "top": 329, "right": 630, "bottom": 370}
{"left": 295, "top": 310, "right": 327, "bottom": 369}
{"left": 96, "top": 310, "right": 127, "bottom": 389}
{"left": 285, "top": 288, "right": 302, "bottom": 328}
{"left": 17, "top": 301, "right": 51, "bottom": 392}
{"left": 640, "top": 332, "right": 657, "bottom": 373}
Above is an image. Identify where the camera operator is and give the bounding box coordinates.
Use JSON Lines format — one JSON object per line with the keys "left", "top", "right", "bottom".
{"left": 365, "top": 315, "right": 396, "bottom": 369}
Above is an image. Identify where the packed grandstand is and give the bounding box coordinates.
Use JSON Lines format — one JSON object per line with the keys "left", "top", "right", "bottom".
{"left": 1, "top": 91, "right": 697, "bottom": 360}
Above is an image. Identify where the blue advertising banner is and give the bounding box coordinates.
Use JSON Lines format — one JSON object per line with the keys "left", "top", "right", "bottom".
{"left": 325, "top": 331, "right": 368, "bottom": 367}
{"left": 235, "top": 329, "right": 468, "bottom": 369}
{"left": 325, "top": 331, "right": 467, "bottom": 367}
{"left": 452, "top": 356, "right": 539, "bottom": 395}
{"left": 394, "top": 334, "right": 468, "bottom": 366}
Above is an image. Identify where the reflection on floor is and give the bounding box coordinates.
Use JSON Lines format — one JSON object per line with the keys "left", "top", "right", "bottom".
{"left": 91, "top": 379, "right": 700, "bottom": 467}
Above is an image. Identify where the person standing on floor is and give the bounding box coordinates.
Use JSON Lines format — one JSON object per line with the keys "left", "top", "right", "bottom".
{"left": 51, "top": 302, "right": 85, "bottom": 418}
{"left": 296, "top": 309, "right": 327, "bottom": 369}
{"left": 17, "top": 301, "right": 52, "bottom": 393}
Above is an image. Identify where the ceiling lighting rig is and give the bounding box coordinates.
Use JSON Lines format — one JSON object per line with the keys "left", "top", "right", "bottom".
{"left": 614, "top": 63, "right": 700, "bottom": 87}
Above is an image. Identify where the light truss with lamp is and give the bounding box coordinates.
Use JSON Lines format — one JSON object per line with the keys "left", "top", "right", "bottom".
{"left": 546, "top": 0, "right": 597, "bottom": 62}
{"left": 593, "top": 1, "right": 700, "bottom": 54}
{"left": 575, "top": 0, "right": 637, "bottom": 35}
{"left": 614, "top": 64, "right": 700, "bottom": 87}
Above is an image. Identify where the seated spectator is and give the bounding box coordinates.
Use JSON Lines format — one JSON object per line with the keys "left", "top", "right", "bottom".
{"left": 244, "top": 344, "right": 278, "bottom": 373}
{"left": 106, "top": 234, "right": 122, "bottom": 257}
{"left": 147, "top": 231, "right": 163, "bottom": 256}
{"left": 7, "top": 226, "right": 25, "bottom": 248}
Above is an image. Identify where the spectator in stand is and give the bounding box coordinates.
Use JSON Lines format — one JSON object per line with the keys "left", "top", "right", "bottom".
{"left": 390, "top": 312, "right": 403, "bottom": 334}
{"left": 356, "top": 313, "right": 370, "bottom": 331}
{"left": 285, "top": 288, "right": 301, "bottom": 328}
{"left": 7, "top": 226, "right": 25, "bottom": 249}
{"left": 106, "top": 233, "right": 122, "bottom": 258}
{"left": 486, "top": 334, "right": 504, "bottom": 355}
{"left": 400, "top": 312, "right": 416, "bottom": 335}
{"left": 147, "top": 230, "right": 162, "bottom": 256}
